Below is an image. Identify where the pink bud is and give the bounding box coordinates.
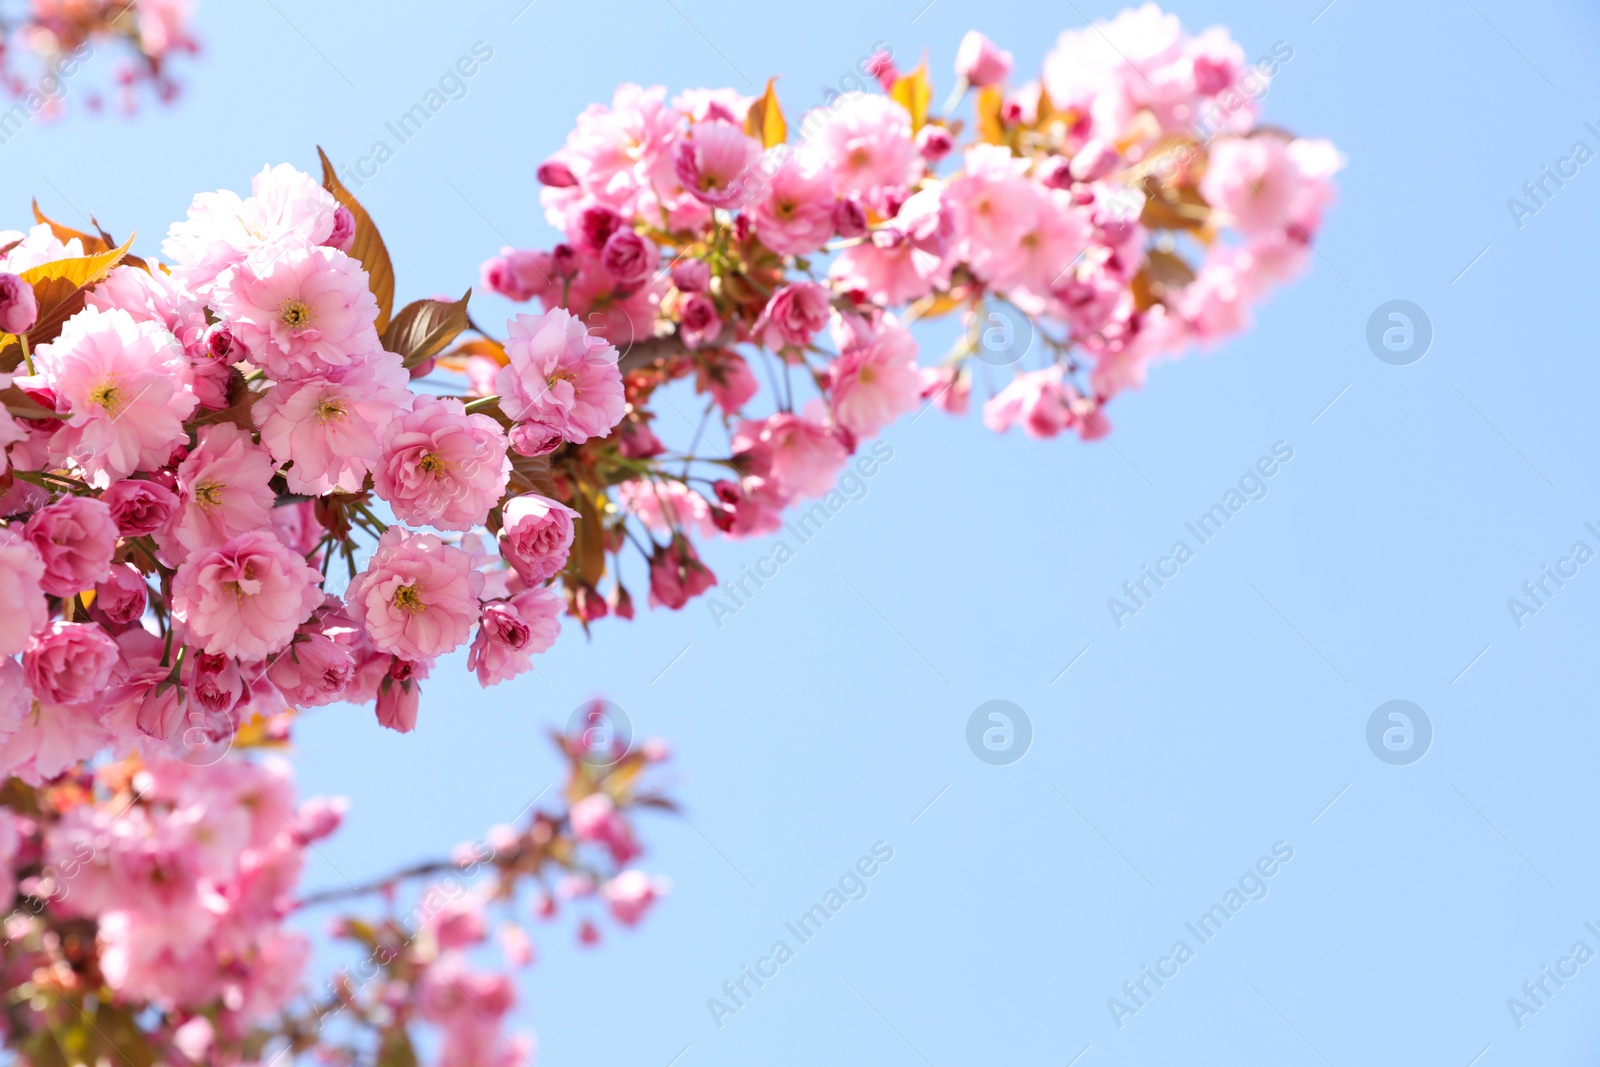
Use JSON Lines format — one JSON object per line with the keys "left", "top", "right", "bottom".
{"left": 203, "top": 323, "right": 237, "bottom": 361}
{"left": 833, "top": 197, "right": 868, "bottom": 239}
{"left": 137, "top": 682, "right": 185, "bottom": 740}
{"left": 550, "top": 243, "right": 580, "bottom": 278}
{"left": 376, "top": 674, "right": 420, "bottom": 733}
{"left": 671, "top": 259, "right": 711, "bottom": 293}
{"left": 537, "top": 159, "right": 579, "bottom": 188}
{"left": 955, "top": 30, "right": 1013, "bottom": 88}
{"left": 1037, "top": 156, "right": 1075, "bottom": 190}
{"left": 865, "top": 48, "right": 898, "bottom": 92}
{"left": 296, "top": 796, "right": 348, "bottom": 844}
{"left": 324, "top": 205, "right": 356, "bottom": 252}
{"left": 508, "top": 421, "right": 564, "bottom": 457}
{"left": 0, "top": 273, "right": 37, "bottom": 335}
{"left": 616, "top": 418, "right": 665, "bottom": 459}
{"left": 916, "top": 125, "right": 955, "bottom": 163}
{"left": 1070, "top": 140, "right": 1120, "bottom": 182}
{"left": 600, "top": 230, "right": 656, "bottom": 288}
{"left": 577, "top": 206, "right": 624, "bottom": 252}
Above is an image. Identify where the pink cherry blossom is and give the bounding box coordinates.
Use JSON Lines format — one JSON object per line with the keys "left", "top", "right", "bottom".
{"left": 647, "top": 537, "right": 717, "bottom": 610}
{"left": 0, "top": 527, "right": 47, "bottom": 656}
{"left": 101, "top": 478, "right": 180, "bottom": 536}
{"left": 733, "top": 411, "right": 849, "bottom": 502}
{"left": 825, "top": 316, "right": 922, "bottom": 438}
{"left": 808, "top": 93, "right": 916, "bottom": 195}
{"left": 601, "top": 869, "right": 664, "bottom": 926}
{"left": 498, "top": 308, "right": 625, "bottom": 446}
{"left": 211, "top": 245, "right": 381, "bottom": 380}
{"left": 92, "top": 563, "right": 149, "bottom": 627}
{"left": 674, "top": 118, "right": 761, "bottom": 208}
{"left": 164, "top": 163, "right": 341, "bottom": 294}
{"left": 267, "top": 629, "right": 357, "bottom": 708}
{"left": 22, "top": 305, "right": 197, "bottom": 487}
{"left": 254, "top": 350, "right": 410, "bottom": 495}
{"left": 23, "top": 621, "right": 121, "bottom": 705}
{"left": 752, "top": 153, "right": 838, "bottom": 255}
{"left": 499, "top": 493, "right": 580, "bottom": 584}
{"left": 695, "top": 353, "right": 759, "bottom": 414}
{"left": 956, "top": 31, "right": 1014, "bottom": 87}
{"left": 466, "top": 587, "right": 562, "bottom": 687}
{"left": 23, "top": 494, "right": 118, "bottom": 597}
{"left": 618, "top": 479, "right": 718, "bottom": 539}
{"left": 161, "top": 423, "right": 277, "bottom": 563}
{"left": 569, "top": 792, "right": 639, "bottom": 863}
{"left": 983, "top": 366, "right": 1075, "bottom": 438}
{"left": 345, "top": 528, "right": 484, "bottom": 662}
{"left": 678, "top": 291, "right": 722, "bottom": 351}
{"left": 830, "top": 186, "right": 950, "bottom": 305}
{"left": 753, "top": 282, "right": 831, "bottom": 350}
{"left": 376, "top": 395, "right": 511, "bottom": 532}
{"left": 0, "top": 272, "right": 38, "bottom": 334}
{"left": 171, "top": 531, "right": 324, "bottom": 660}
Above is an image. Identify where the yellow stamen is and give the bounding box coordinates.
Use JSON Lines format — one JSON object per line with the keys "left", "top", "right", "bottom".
{"left": 279, "top": 300, "right": 314, "bottom": 329}
{"left": 392, "top": 584, "right": 425, "bottom": 614}
{"left": 89, "top": 380, "right": 121, "bottom": 414}
{"left": 194, "top": 481, "right": 224, "bottom": 508}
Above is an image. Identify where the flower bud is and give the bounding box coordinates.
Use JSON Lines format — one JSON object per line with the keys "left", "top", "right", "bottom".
{"left": 916, "top": 125, "right": 955, "bottom": 163}
{"left": 324, "top": 205, "right": 356, "bottom": 252}
{"left": 671, "top": 259, "right": 711, "bottom": 293}
{"left": 1070, "top": 139, "right": 1120, "bottom": 183}
{"left": 537, "top": 159, "right": 579, "bottom": 188}
{"left": 833, "top": 197, "right": 868, "bottom": 239}
{"left": 955, "top": 31, "right": 1013, "bottom": 88}
{"left": 0, "top": 273, "right": 38, "bottom": 335}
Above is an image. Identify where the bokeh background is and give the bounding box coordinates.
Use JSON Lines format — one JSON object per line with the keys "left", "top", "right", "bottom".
{"left": 5, "top": 0, "right": 1600, "bottom": 1063}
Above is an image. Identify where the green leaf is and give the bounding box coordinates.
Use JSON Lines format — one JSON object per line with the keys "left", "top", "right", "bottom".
{"left": 383, "top": 292, "right": 472, "bottom": 369}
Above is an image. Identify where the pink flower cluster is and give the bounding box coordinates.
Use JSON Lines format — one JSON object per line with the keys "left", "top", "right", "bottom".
{"left": 12, "top": 0, "right": 199, "bottom": 116}
{"left": 0, "top": 162, "right": 628, "bottom": 764}
{"left": 473, "top": 5, "right": 1339, "bottom": 618}
{"left": 5, "top": 753, "right": 340, "bottom": 1038}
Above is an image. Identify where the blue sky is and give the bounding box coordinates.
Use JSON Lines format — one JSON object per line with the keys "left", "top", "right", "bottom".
{"left": 6, "top": 0, "right": 1600, "bottom": 1063}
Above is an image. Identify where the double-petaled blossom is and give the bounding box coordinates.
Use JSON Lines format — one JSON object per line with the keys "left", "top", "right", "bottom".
{"left": 497, "top": 308, "right": 625, "bottom": 446}
{"left": 466, "top": 587, "right": 562, "bottom": 687}
{"left": 171, "top": 532, "right": 324, "bottom": 660}
{"left": 22, "top": 305, "right": 197, "bottom": 487}
{"left": 23, "top": 494, "right": 118, "bottom": 598}
{"left": 345, "top": 528, "right": 484, "bottom": 662}
{"left": 211, "top": 245, "right": 382, "bottom": 380}
{"left": 499, "top": 493, "right": 580, "bottom": 584}
{"left": 160, "top": 423, "right": 277, "bottom": 562}
{"left": 254, "top": 350, "right": 410, "bottom": 495}
{"left": 374, "top": 395, "right": 512, "bottom": 532}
